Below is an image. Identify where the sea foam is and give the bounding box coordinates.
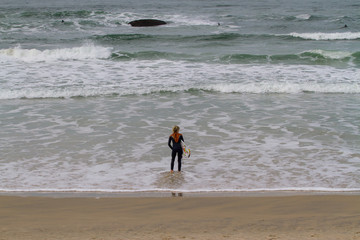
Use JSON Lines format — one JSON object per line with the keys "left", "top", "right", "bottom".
{"left": 295, "top": 14, "right": 312, "bottom": 20}
{"left": 1, "top": 57, "right": 359, "bottom": 99}
{"left": 0, "top": 44, "right": 112, "bottom": 62}
{"left": 289, "top": 32, "right": 360, "bottom": 40}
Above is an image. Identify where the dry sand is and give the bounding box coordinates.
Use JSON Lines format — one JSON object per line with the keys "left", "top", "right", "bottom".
{"left": 0, "top": 194, "right": 359, "bottom": 240}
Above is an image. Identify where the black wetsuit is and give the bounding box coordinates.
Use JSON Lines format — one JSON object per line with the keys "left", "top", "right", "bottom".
{"left": 168, "top": 134, "right": 184, "bottom": 171}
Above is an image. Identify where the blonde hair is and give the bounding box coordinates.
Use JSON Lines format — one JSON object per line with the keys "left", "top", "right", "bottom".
{"left": 172, "top": 125, "right": 180, "bottom": 133}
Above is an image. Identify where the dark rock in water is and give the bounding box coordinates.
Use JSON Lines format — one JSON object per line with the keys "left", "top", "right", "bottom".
{"left": 128, "top": 19, "right": 167, "bottom": 27}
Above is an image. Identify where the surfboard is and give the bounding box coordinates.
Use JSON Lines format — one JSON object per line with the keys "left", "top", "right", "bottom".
{"left": 181, "top": 141, "right": 191, "bottom": 158}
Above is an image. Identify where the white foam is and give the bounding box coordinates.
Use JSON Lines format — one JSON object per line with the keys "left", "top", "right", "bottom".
{"left": 0, "top": 88, "right": 117, "bottom": 99}
{"left": 295, "top": 14, "right": 312, "bottom": 20}
{"left": 0, "top": 44, "right": 112, "bottom": 62}
{"left": 204, "top": 82, "right": 360, "bottom": 94}
{"left": 1, "top": 188, "right": 360, "bottom": 193}
{"left": 304, "top": 49, "right": 353, "bottom": 59}
{"left": 164, "top": 14, "right": 216, "bottom": 26}
{"left": 1, "top": 91, "right": 359, "bottom": 192}
{"left": 289, "top": 32, "right": 360, "bottom": 40}
{"left": 1, "top": 57, "right": 359, "bottom": 99}
{"left": 1, "top": 80, "right": 359, "bottom": 100}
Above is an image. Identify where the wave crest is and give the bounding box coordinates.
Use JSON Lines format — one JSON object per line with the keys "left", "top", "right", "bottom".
{"left": 1, "top": 82, "right": 359, "bottom": 100}
{"left": 289, "top": 32, "right": 360, "bottom": 40}
{"left": 0, "top": 44, "right": 112, "bottom": 62}
{"left": 203, "top": 82, "right": 360, "bottom": 94}
{"left": 219, "top": 50, "right": 359, "bottom": 66}
{"left": 295, "top": 14, "right": 312, "bottom": 20}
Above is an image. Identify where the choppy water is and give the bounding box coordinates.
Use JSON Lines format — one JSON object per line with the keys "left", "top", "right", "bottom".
{"left": 0, "top": 0, "right": 359, "bottom": 193}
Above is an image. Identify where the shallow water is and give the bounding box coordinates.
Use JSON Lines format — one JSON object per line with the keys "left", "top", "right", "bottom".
{"left": 0, "top": 0, "right": 359, "bottom": 193}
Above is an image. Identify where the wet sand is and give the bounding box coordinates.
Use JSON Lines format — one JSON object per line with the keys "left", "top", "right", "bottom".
{"left": 0, "top": 194, "right": 359, "bottom": 240}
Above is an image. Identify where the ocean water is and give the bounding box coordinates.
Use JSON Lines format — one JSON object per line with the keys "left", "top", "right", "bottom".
{"left": 1, "top": 0, "right": 359, "bottom": 193}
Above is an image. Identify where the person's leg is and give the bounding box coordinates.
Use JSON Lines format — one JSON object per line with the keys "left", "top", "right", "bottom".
{"left": 171, "top": 151, "right": 176, "bottom": 172}
{"left": 178, "top": 151, "right": 183, "bottom": 171}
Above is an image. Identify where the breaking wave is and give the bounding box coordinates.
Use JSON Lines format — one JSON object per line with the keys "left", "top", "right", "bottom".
{"left": 288, "top": 32, "right": 360, "bottom": 40}
{"left": 1, "top": 82, "right": 359, "bottom": 100}
{"left": 0, "top": 44, "right": 112, "bottom": 62}
{"left": 1, "top": 45, "right": 359, "bottom": 100}
{"left": 2, "top": 44, "right": 359, "bottom": 66}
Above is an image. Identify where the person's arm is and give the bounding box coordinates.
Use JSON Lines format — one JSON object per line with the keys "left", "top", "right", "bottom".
{"left": 168, "top": 137, "right": 173, "bottom": 150}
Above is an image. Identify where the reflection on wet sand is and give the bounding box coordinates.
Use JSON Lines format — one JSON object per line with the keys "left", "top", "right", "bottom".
{"left": 154, "top": 171, "right": 185, "bottom": 190}
{"left": 171, "top": 192, "right": 183, "bottom": 197}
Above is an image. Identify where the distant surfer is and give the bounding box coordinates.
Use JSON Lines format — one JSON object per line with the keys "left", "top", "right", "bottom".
{"left": 168, "top": 125, "right": 184, "bottom": 173}
{"left": 341, "top": 24, "right": 348, "bottom": 28}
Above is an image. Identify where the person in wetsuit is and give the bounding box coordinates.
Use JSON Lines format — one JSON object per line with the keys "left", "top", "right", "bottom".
{"left": 168, "top": 125, "right": 184, "bottom": 173}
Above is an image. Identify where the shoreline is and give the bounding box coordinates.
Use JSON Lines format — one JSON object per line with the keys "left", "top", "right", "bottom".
{"left": 0, "top": 190, "right": 359, "bottom": 198}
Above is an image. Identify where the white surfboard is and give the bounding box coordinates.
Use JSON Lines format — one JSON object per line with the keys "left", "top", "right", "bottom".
{"left": 181, "top": 141, "right": 191, "bottom": 158}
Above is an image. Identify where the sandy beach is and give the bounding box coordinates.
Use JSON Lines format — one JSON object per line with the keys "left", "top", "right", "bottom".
{"left": 0, "top": 194, "right": 359, "bottom": 240}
